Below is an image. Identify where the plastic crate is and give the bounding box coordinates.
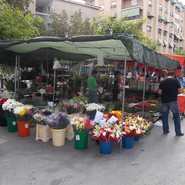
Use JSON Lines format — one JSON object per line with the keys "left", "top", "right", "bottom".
{"left": 35, "top": 124, "right": 52, "bottom": 142}
{"left": 177, "top": 95, "right": 185, "bottom": 114}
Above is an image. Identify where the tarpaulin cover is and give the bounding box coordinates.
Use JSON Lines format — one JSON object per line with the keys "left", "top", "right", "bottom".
{"left": 0, "top": 34, "right": 181, "bottom": 69}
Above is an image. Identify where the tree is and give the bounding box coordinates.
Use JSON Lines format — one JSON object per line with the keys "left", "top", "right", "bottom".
{"left": 92, "top": 14, "right": 160, "bottom": 51}
{"left": 174, "top": 49, "right": 185, "bottom": 56}
{"left": 0, "top": 0, "right": 45, "bottom": 39}
{"left": 49, "top": 9, "right": 69, "bottom": 37}
{"left": 5, "top": 0, "right": 33, "bottom": 12}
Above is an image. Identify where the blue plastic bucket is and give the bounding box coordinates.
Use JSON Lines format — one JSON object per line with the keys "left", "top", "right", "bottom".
{"left": 122, "top": 137, "right": 134, "bottom": 149}
{"left": 99, "top": 141, "right": 113, "bottom": 154}
{"left": 134, "top": 135, "right": 140, "bottom": 141}
{"left": 89, "top": 117, "right": 95, "bottom": 121}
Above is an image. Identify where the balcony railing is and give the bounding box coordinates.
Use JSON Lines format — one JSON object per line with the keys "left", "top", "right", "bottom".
{"left": 122, "top": 1, "right": 143, "bottom": 9}
{"left": 125, "top": 14, "right": 143, "bottom": 21}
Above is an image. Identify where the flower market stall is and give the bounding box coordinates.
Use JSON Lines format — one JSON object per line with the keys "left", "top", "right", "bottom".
{"left": 0, "top": 34, "right": 181, "bottom": 153}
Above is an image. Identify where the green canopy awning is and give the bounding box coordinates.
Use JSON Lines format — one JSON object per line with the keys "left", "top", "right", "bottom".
{"left": 158, "top": 27, "right": 162, "bottom": 30}
{"left": 164, "top": 18, "right": 171, "bottom": 23}
{"left": 175, "top": 34, "right": 181, "bottom": 40}
{"left": 0, "top": 34, "right": 181, "bottom": 69}
{"left": 175, "top": 3, "right": 180, "bottom": 9}
{"left": 171, "top": 0, "right": 177, "bottom": 5}
{"left": 158, "top": 15, "right": 165, "bottom": 21}
{"left": 170, "top": 32, "right": 173, "bottom": 35}
{"left": 164, "top": 29, "right": 168, "bottom": 32}
{"left": 163, "top": 41, "right": 168, "bottom": 46}
{"left": 147, "top": 24, "right": 152, "bottom": 27}
{"left": 169, "top": 43, "right": 174, "bottom": 48}
{"left": 171, "top": 21, "right": 174, "bottom": 24}
{"left": 157, "top": 39, "right": 163, "bottom": 45}
{"left": 180, "top": 46, "right": 183, "bottom": 49}
{"left": 182, "top": 5, "right": 185, "bottom": 9}
{"left": 165, "top": 0, "right": 170, "bottom": 1}
{"left": 147, "top": 11, "right": 155, "bottom": 18}
{"left": 109, "top": 13, "right": 117, "bottom": 18}
{"left": 180, "top": 36, "right": 185, "bottom": 41}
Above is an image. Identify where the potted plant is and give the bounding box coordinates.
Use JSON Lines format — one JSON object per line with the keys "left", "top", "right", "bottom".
{"left": 0, "top": 98, "right": 8, "bottom": 127}
{"left": 90, "top": 122, "right": 122, "bottom": 154}
{"left": 14, "top": 106, "right": 34, "bottom": 137}
{"left": 71, "top": 117, "right": 95, "bottom": 150}
{"left": 44, "top": 111, "right": 70, "bottom": 147}
{"left": 2, "top": 99, "right": 23, "bottom": 132}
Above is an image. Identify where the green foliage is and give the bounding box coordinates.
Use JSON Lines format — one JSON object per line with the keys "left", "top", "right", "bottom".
{"left": 174, "top": 49, "right": 185, "bottom": 56}
{"left": 6, "top": 0, "right": 32, "bottom": 11}
{"left": 67, "top": 78, "right": 75, "bottom": 99}
{"left": 0, "top": 0, "right": 45, "bottom": 39}
{"left": 148, "top": 106, "right": 162, "bottom": 113}
{"left": 49, "top": 9, "right": 93, "bottom": 37}
{"left": 94, "top": 64, "right": 115, "bottom": 68}
{"left": 74, "top": 75, "right": 83, "bottom": 92}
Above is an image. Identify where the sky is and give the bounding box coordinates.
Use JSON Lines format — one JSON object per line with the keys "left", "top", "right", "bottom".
{"left": 72, "top": 0, "right": 185, "bottom": 5}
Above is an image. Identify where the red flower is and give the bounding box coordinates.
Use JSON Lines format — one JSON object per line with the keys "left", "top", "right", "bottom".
{"left": 41, "top": 86, "right": 45, "bottom": 89}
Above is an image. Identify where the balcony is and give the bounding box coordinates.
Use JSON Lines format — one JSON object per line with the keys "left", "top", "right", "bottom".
{"left": 125, "top": 14, "right": 143, "bottom": 21}
{"left": 122, "top": 1, "right": 143, "bottom": 9}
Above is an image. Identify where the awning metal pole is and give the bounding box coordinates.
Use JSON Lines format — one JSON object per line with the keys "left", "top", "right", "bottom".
{"left": 17, "top": 56, "right": 20, "bottom": 91}
{"left": 142, "top": 66, "right": 146, "bottom": 117}
{"left": 14, "top": 55, "right": 18, "bottom": 99}
{"left": 53, "top": 70, "right": 56, "bottom": 107}
{"left": 47, "top": 49, "right": 49, "bottom": 85}
{"left": 120, "top": 46, "right": 127, "bottom": 153}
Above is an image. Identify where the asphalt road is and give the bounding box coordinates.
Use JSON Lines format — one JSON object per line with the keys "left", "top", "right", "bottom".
{"left": 0, "top": 114, "right": 185, "bottom": 185}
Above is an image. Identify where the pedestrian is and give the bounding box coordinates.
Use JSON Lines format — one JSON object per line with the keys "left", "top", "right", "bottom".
{"left": 112, "top": 71, "right": 121, "bottom": 101}
{"left": 158, "top": 71, "right": 184, "bottom": 136}
{"left": 87, "top": 70, "right": 100, "bottom": 103}
{"left": 160, "top": 70, "right": 168, "bottom": 82}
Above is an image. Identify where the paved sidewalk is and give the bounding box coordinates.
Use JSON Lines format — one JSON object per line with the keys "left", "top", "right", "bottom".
{"left": 0, "top": 115, "right": 185, "bottom": 185}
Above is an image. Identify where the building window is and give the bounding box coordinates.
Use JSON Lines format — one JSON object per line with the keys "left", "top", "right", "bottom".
{"left": 158, "top": 28, "right": 162, "bottom": 34}
{"left": 100, "top": 5, "right": 104, "bottom": 10}
{"left": 131, "top": 0, "right": 137, "bottom": 6}
{"left": 181, "top": 17, "right": 183, "bottom": 22}
{"left": 175, "top": 13, "right": 180, "bottom": 20}
{"left": 148, "top": 0, "right": 152, "bottom": 6}
{"left": 174, "top": 23, "right": 179, "bottom": 32}
{"left": 170, "top": 11, "right": 173, "bottom": 16}
{"left": 180, "top": 27, "right": 182, "bottom": 32}
{"left": 90, "top": 0, "right": 95, "bottom": 5}
{"left": 47, "top": 6, "right": 50, "bottom": 14}
{"left": 147, "top": 26, "right": 151, "bottom": 32}
{"left": 111, "top": 2, "right": 117, "bottom": 8}
{"left": 169, "top": 33, "right": 173, "bottom": 38}
{"left": 174, "top": 36, "right": 178, "bottom": 43}
{"left": 170, "top": 22, "right": 173, "bottom": 27}
{"left": 159, "top": 4, "right": 162, "bottom": 11}
{"left": 164, "top": 30, "right": 167, "bottom": 36}
{"left": 164, "top": 7, "right": 168, "bottom": 13}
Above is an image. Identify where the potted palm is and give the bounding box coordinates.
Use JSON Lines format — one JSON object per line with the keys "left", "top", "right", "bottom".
{"left": 44, "top": 111, "right": 70, "bottom": 147}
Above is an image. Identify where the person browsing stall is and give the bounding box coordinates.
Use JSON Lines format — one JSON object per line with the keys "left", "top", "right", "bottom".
{"left": 87, "top": 70, "right": 100, "bottom": 103}
{"left": 113, "top": 71, "right": 121, "bottom": 101}
{"left": 158, "top": 71, "right": 184, "bottom": 136}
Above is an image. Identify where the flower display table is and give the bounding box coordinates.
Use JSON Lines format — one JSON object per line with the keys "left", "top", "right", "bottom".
{"left": 35, "top": 124, "right": 52, "bottom": 142}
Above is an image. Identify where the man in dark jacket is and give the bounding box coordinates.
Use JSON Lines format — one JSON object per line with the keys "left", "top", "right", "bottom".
{"left": 158, "top": 71, "right": 184, "bottom": 136}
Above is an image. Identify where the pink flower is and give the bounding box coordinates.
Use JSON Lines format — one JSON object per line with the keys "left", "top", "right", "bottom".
{"left": 74, "top": 103, "right": 79, "bottom": 109}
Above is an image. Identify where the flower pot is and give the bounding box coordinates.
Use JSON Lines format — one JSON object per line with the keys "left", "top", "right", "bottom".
{"left": 122, "top": 137, "right": 134, "bottom": 149}
{"left": 134, "top": 135, "right": 140, "bottom": 141}
{"left": 6, "top": 118, "right": 18, "bottom": 132}
{"left": 51, "top": 128, "right": 66, "bottom": 147}
{"left": 74, "top": 130, "right": 89, "bottom": 150}
{"left": 99, "top": 141, "right": 113, "bottom": 154}
{"left": 17, "top": 120, "right": 30, "bottom": 137}
{"left": 0, "top": 117, "right": 7, "bottom": 127}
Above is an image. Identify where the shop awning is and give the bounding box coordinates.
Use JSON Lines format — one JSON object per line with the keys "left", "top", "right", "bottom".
{"left": 171, "top": 0, "right": 177, "bottom": 5}
{"left": 164, "top": 18, "right": 171, "bottom": 23}
{"left": 163, "top": 41, "right": 168, "bottom": 46}
{"left": 180, "top": 36, "right": 185, "bottom": 41}
{"left": 109, "top": 13, "right": 117, "bottom": 18}
{"left": 175, "top": 3, "right": 180, "bottom": 9}
{"left": 158, "top": 15, "right": 165, "bottom": 21}
{"left": 174, "top": 34, "right": 181, "bottom": 40}
{"left": 169, "top": 43, "right": 174, "bottom": 48}
{"left": 157, "top": 39, "right": 163, "bottom": 45}
{"left": 0, "top": 34, "right": 181, "bottom": 69}
{"left": 147, "top": 11, "right": 155, "bottom": 18}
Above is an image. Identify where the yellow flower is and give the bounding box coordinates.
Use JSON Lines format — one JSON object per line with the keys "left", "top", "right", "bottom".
{"left": 19, "top": 110, "right": 25, "bottom": 117}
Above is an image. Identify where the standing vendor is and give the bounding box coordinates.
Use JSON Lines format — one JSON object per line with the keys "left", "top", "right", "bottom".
{"left": 113, "top": 71, "right": 121, "bottom": 101}
{"left": 87, "top": 70, "right": 100, "bottom": 103}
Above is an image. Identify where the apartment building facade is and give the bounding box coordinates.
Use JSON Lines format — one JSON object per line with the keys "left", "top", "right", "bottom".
{"left": 29, "top": 0, "right": 99, "bottom": 29}
{"left": 84, "top": 0, "right": 185, "bottom": 54}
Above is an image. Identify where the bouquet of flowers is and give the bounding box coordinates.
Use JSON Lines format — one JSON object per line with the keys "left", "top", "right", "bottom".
{"left": 2, "top": 99, "right": 23, "bottom": 118}
{"left": 90, "top": 122, "right": 122, "bottom": 142}
{"left": 122, "top": 115, "right": 151, "bottom": 138}
{"left": 0, "top": 98, "right": 8, "bottom": 106}
{"left": 60, "top": 103, "right": 81, "bottom": 115}
{"left": 33, "top": 108, "right": 54, "bottom": 123}
{"left": 14, "top": 106, "right": 34, "bottom": 122}
{"left": 44, "top": 111, "right": 70, "bottom": 129}
{"left": 135, "top": 103, "right": 151, "bottom": 111}
{"left": 71, "top": 117, "right": 95, "bottom": 132}
{"left": 85, "top": 103, "right": 105, "bottom": 117}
